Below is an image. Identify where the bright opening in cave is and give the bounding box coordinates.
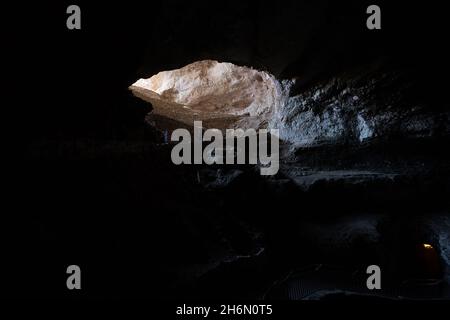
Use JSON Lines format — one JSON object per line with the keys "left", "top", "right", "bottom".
{"left": 129, "top": 60, "right": 284, "bottom": 129}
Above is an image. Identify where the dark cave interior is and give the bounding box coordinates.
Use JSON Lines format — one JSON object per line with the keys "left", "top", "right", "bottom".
{"left": 5, "top": 0, "right": 450, "bottom": 299}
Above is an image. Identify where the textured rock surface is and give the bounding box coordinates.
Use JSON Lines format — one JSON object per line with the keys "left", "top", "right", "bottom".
{"left": 270, "top": 69, "right": 450, "bottom": 147}
{"left": 131, "top": 60, "right": 449, "bottom": 147}
{"left": 130, "top": 60, "right": 284, "bottom": 129}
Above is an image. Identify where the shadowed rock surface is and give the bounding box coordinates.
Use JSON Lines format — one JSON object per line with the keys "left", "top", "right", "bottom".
{"left": 10, "top": 0, "right": 450, "bottom": 300}
{"left": 271, "top": 66, "right": 450, "bottom": 147}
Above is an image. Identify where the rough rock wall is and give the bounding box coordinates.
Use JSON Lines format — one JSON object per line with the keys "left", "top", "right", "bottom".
{"left": 131, "top": 58, "right": 449, "bottom": 147}
{"left": 270, "top": 68, "right": 450, "bottom": 147}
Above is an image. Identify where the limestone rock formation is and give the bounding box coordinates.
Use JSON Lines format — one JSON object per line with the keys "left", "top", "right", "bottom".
{"left": 130, "top": 60, "right": 285, "bottom": 130}
{"left": 269, "top": 70, "right": 450, "bottom": 148}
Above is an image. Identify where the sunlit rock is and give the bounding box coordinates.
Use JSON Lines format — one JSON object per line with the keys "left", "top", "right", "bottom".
{"left": 130, "top": 60, "right": 285, "bottom": 130}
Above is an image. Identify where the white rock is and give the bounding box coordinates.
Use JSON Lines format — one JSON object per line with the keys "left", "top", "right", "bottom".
{"left": 130, "top": 60, "right": 284, "bottom": 129}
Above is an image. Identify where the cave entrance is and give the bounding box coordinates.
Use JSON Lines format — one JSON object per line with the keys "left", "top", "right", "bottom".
{"left": 129, "top": 60, "right": 284, "bottom": 130}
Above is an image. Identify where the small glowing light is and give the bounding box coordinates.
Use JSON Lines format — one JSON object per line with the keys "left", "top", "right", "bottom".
{"left": 423, "top": 244, "right": 433, "bottom": 249}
